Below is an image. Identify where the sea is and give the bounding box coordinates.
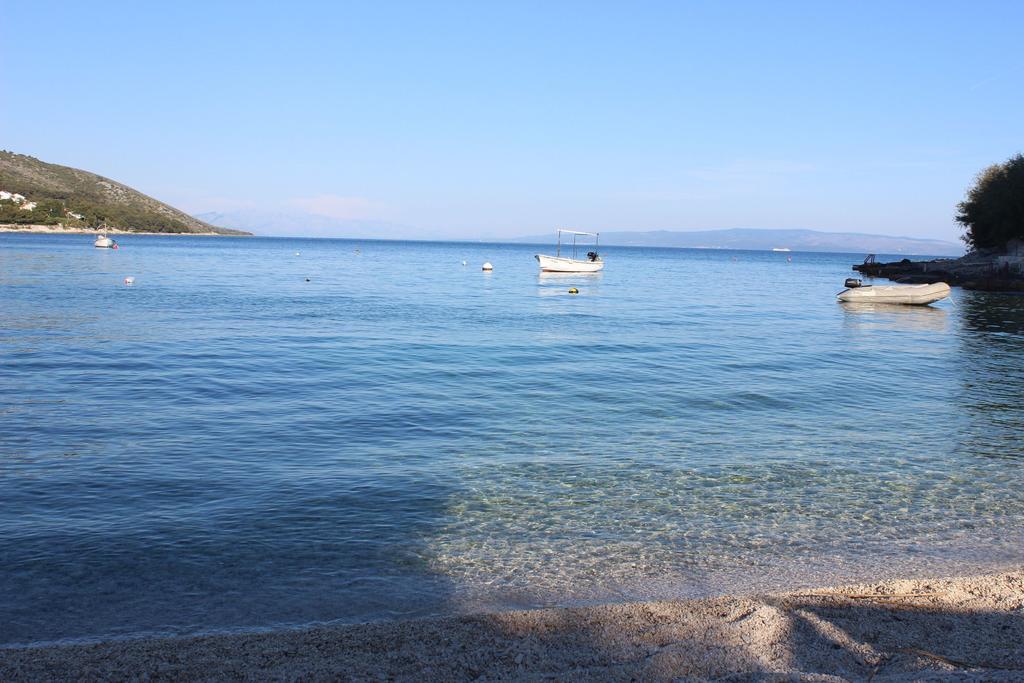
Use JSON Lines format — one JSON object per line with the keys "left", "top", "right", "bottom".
{"left": 2, "top": 232, "right": 1022, "bottom": 646}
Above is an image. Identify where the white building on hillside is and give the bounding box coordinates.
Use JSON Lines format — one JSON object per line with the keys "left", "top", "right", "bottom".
{"left": 0, "top": 191, "right": 29, "bottom": 204}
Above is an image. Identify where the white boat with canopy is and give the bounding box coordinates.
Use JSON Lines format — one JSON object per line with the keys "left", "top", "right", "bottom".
{"left": 535, "top": 229, "right": 603, "bottom": 272}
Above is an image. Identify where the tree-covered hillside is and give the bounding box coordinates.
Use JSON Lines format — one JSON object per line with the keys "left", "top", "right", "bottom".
{"left": 0, "top": 151, "right": 248, "bottom": 234}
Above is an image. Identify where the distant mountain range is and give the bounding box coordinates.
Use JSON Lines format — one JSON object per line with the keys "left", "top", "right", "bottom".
{"left": 511, "top": 228, "right": 963, "bottom": 256}
{"left": 2, "top": 151, "right": 960, "bottom": 253}
{"left": 192, "top": 212, "right": 963, "bottom": 254}
{"left": 0, "top": 151, "right": 247, "bottom": 234}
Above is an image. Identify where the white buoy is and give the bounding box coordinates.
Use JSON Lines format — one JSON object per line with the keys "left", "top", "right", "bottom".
{"left": 462, "top": 260, "right": 467, "bottom": 266}
{"left": 482, "top": 262, "right": 493, "bottom": 271}
{"left": 295, "top": 252, "right": 301, "bottom": 256}
{"left": 123, "top": 276, "right": 135, "bottom": 286}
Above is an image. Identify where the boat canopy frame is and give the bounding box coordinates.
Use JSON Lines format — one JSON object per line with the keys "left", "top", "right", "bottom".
{"left": 556, "top": 229, "right": 600, "bottom": 259}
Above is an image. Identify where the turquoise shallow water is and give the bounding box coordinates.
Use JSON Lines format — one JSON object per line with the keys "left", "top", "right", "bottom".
{"left": 1, "top": 233, "right": 1022, "bottom": 645}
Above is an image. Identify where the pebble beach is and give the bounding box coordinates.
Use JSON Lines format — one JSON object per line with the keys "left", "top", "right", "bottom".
{"left": 2, "top": 569, "right": 1022, "bottom": 681}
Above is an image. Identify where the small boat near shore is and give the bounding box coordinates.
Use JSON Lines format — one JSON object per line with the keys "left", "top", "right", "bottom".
{"left": 837, "top": 279, "right": 950, "bottom": 305}
{"left": 535, "top": 230, "right": 603, "bottom": 272}
{"left": 94, "top": 234, "right": 118, "bottom": 249}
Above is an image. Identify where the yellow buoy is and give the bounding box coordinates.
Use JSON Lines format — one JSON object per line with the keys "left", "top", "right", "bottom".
{"left": 568, "top": 287, "right": 579, "bottom": 294}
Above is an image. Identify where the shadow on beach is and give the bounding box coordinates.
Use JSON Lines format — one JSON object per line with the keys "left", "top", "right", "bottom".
{"left": 2, "top": 570, "right": 1022, "bottom": 681}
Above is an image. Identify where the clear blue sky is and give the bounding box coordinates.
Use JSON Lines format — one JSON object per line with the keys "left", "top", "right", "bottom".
{"left": 2, "top": 0, "right": 1022, "bottom": 240}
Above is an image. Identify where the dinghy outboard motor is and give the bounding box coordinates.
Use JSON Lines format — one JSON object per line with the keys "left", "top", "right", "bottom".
{"left": 844, "top": 278, "right": 862, "bottom": 288}
{"left": 587, "top": 251, "right": 599, "bottom": 262}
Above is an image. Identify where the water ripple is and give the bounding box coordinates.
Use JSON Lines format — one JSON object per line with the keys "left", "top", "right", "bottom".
{"left": 1, "top": 234, "right": 1022, "bottom": 645}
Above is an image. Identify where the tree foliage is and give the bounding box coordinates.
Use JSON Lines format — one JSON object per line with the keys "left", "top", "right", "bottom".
{"left": 957, "top": 153, "right": 1024, "bottom": 250}
{"left": 0, "top": 196, "right": 191, "bottom": 230}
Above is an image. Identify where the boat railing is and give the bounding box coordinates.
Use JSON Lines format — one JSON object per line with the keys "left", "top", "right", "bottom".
{"left": 556, "top": 229, "right": 600, "bottom": 260}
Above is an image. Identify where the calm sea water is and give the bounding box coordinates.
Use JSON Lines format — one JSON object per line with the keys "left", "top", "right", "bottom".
{"left": 2, "top": 233, "right": 1022, "bottom": 646}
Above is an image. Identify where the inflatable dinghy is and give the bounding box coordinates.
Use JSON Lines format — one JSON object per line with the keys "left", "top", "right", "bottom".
{"left": 837, "top": 280, "right": 950, "bottom": 305}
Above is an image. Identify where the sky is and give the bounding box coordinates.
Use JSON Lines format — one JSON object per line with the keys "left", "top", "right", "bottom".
{"left": 2, "top": 0, "right": 1022, "bottom": 241}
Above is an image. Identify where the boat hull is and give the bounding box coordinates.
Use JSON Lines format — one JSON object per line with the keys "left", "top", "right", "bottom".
{"left": 535, "top": 254, "right": 604, "bottom": 272}
{"left": 837, "top": 282, "right": 950, "bottom": 305}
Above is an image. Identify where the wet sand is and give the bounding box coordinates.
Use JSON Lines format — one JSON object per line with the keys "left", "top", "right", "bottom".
{"left": 2, "top": 569, "right": 1022, "bottom": 681}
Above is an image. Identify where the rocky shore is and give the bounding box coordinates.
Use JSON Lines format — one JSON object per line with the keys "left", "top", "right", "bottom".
{"left": 0, "top": 223, "right": 247, "bottom": 237}
{"left": 2, "top": 569, "right": 1022, "bottom": 681}
{"left": 854, "top": 243, "right": 1024, "bottom": 292}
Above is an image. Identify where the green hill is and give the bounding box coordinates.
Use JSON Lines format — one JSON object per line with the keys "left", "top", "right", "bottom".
{"left": 0, "top": 151, "right": 248, "bottom": 234}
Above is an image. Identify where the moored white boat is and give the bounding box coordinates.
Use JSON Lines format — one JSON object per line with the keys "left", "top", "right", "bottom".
{"left": 535, "top": 229, "right": 604, "bottom": 272}
{"left": 535, "top": 253, "right": 604, "bottom": 272}
{"left": 837, "top": 281, "right": 950, "bottom": 305}
{"left": 94, "top": 234, "right": 118, "bottom": 249}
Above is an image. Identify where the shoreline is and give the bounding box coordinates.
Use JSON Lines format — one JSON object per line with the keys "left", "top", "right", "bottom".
{"left": 853, "top": 251, "right": 1024, "bottom": 292}
{"left": 3, "top": 568, "right": 1021, "bottom": 680}
{"left": 0, "top": 223, "right": 247, "bottom": 237}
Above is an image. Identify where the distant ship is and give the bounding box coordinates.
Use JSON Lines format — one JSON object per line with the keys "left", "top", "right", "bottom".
{"left": 771, "top": 247, "right": 791, "bottom": 252}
